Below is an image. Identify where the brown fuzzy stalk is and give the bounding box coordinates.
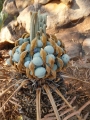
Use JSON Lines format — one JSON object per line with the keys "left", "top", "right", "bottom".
{"left": 36, "top": 32, "right": 40, "bottom": 39}
{"left": 21, "top": 33, "right": 27, "bottom": 38}
{"left": 26, "top": 68, "right": 34, "bottom": 79}
{"left": 17, "top": 61, "right": 23, "bottom": 72}
{"left": 57, "top": 57, "right": 64, "bottom": 72}
{"left": 48, "top": 57, "right": 55, "bottom": 68}
{"left": 15, "top": 40, "right": 19, "bottom": 46}
{"left": 17, "top": 62, "right": 25, "bottom": 73}
{"left": 14, "top": 62, "right": 18, "bottom": 70}
{"left": 51, "top": 70, "right": 56, "bottom": 79}
{"left": 30, "top": 38, "right": 37, "bottom": 55}
{"left": 41, "top": 33, "right": 47, "bottom": 47}
{"left": 49, "top": 38, "right": 56, "bottom": 50}
{"left": 21, "top": 42, "right": 28, "bottom": 52}
{"left": 45, "top": 64, "right": 51, "bottom": 78}
{"left": 46, "top": 33, "right": 50, "bottom": 41}
{"left": 56, "top": 45, "right": 62, "bottom": 57}
{"left": 12, "top": 46, "right": 18, "bottom": 55}
{"left": 50, "top": 34, "right": 58, "bottom": 42}
{"left": 24, "top": 33, "right": 30, "bottom": 38}
{"left": 26, "top": 68, "right": 30, "bottom": 78}
{"left": 20, "top": 51, "right": 28, "bottom": 62}
{"left": 40, "top": 48, "right": 47, "bottom": 64}
{"left": 60, "top": 40, "right": 65, "bottom": 49}
{"left": 17, "top": 51, "right": 27, "bottom": 72}
{"left": 29, "top": 62, "right": 35, "bottom": 76}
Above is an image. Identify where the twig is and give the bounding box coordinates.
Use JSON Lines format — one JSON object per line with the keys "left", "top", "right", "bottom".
{"left": 63, "top": 101, "right": 90, "bottom": 120}
{"left": 61, "top": 74, "right": 90, "bottom": 85}
{"left": 36, "top": 88, "right": 41, "bottom": 120}
{"left": 59, "top": 107, "right": 75, "bottom": 117}
{"left": 1, "top": 109, "right": 5, "bottom": 118}
{"left": 9, "top": 100, "right": 21, "bottom": 107}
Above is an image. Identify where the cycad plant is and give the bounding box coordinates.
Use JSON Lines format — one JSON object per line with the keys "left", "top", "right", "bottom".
{"left": 6, "top": 10, "right": 71, "bottom": 120}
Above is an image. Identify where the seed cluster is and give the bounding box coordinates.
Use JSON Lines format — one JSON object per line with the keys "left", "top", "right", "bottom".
{"left": 6, "top": 11, "right": 70, "bottom": 80}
